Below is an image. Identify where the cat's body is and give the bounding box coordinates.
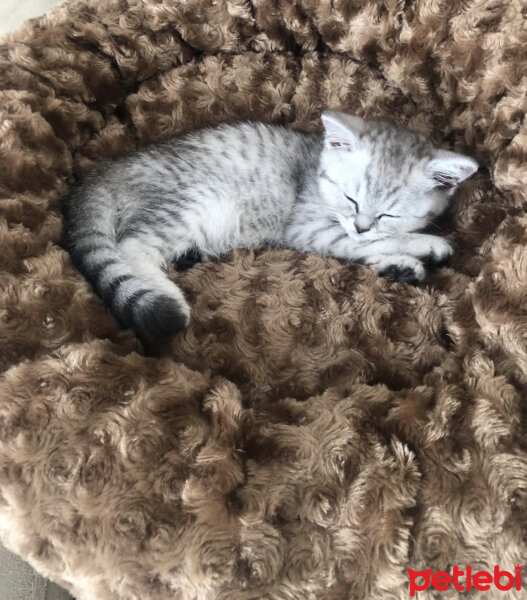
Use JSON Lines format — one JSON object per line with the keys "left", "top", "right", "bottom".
{"left": 62, "top": 111, "right": 478, "bottom": 337}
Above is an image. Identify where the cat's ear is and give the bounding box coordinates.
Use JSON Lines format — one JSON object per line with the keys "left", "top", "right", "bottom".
{"left": 321, "top": 111, "right": 364, "bottom": 151}
{"left": 426, "top": 150, "right": 478, "bottom": 189}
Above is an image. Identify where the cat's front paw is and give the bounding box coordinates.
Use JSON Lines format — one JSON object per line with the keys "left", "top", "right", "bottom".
{"left": 421, "top": 236, "right": 454, "bottom": 266}
{"left": 367, "top": 254, "right": 425, "bottom": 284}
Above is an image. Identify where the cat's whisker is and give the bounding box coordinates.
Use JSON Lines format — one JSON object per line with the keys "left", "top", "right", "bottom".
{"left": 427, "top": 222, "right": 448, "bottom": 233}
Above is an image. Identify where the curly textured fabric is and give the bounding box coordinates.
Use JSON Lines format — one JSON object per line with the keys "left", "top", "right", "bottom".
{"left": 0, "top": 1, "right": 526, "bottom": 598}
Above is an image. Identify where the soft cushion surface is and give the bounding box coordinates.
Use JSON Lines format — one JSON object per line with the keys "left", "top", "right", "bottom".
{"left": 0, "top": 1, "right": 526, "bottom": 599}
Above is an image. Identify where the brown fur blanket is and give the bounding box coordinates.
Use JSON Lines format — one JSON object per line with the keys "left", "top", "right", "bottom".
{"left": 1, "top": 1, "right": 526, "bottom": 598}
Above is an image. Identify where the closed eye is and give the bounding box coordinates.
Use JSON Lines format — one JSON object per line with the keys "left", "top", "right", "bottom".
{"left": 344, "top": 195, "right": 359, "bottom": 212}
{"left": 377, "top": 214, "right": 400, "bottom": 220}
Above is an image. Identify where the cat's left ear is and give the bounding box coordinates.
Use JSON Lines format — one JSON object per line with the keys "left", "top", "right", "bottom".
{"left": 426, "top": 150, "right": 478, "bottom": 189}
{"left": 321, "top": 110, "right": 364, "bottom": 151}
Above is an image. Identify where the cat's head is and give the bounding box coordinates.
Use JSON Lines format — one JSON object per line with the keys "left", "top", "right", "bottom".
{"left": 317, "top": 111, "right": 478, "bottom": 237}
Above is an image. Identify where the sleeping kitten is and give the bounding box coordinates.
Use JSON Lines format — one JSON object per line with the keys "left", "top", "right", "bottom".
{"left": 62, "top": 111, "right": 478, "bottom": 337}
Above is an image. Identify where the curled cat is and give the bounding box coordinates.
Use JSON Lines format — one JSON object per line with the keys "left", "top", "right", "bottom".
{"left": 61, "top": 111, "right": 478, "bottom": 337}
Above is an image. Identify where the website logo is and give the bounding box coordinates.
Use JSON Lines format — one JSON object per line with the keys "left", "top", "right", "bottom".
{"left": 408, "top": 564, "right": 522, "bottom": 596}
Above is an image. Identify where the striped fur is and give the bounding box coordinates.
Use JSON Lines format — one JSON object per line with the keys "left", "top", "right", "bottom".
{"left": 61, "top": 112, "right": 478, "bottom": 336}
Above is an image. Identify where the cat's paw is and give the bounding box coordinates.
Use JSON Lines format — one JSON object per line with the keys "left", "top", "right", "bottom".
{"left": 381, "top": 263, "right": 424, "bottom": 284}
{"left": 411, "top": 235, "right": 453, "bottom": 265}
{"left": 425, "top": 236, "right": 454, "bottom": 266}
{"left": 367, "top": 254, "right": 425, "bottom": 284}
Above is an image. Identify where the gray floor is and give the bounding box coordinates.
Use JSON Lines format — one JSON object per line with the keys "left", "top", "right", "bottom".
{"left": 0, "top": 543, "right": 72, "bottom": 600}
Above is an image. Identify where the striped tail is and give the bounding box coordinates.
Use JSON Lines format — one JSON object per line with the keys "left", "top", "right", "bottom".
{"left": 61, "top": 186, "right": 190, "bottom": 337}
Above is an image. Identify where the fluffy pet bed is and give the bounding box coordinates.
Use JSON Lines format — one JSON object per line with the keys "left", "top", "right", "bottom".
{"left": 1, "top": 1, "right": 526, "bottom": 598}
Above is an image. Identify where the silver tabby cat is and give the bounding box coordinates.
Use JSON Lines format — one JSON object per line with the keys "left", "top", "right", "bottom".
{"left": 62, "top": 111, "right": 478, "bottom": 336}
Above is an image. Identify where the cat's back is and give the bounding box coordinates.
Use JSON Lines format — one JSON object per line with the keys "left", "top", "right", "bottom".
{"left": 64, "top": 121, "right": 320, "bottom": 228}
{"left": 150, "top": 120, "right": 318, "bottom": 174}
{"left": 74, "top": 121, "right": 318, "bottom": 189}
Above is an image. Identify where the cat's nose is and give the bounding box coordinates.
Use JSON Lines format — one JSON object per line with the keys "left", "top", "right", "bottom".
{"left": 355, "top": 223, "right": 371, "bottom": 234}
{"left": 354, "top": 215, "right": 374, "bottom": 234}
